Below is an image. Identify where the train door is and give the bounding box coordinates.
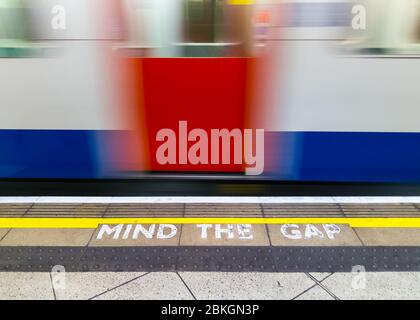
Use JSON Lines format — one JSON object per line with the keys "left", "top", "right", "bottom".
{"left": 115, "top": 0, "right": 272, "bottom": 175}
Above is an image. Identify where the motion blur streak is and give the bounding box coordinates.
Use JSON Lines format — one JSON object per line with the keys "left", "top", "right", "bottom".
{"left": 1, "top": 0, "right": 420, "bottom": 182}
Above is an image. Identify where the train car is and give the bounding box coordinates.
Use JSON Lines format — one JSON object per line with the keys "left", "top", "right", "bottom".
{"left": 1, "top": 0, "right": 420, "bottom": 183}
{"left": 266, "top": 0, "right": 420, "bottom": 182}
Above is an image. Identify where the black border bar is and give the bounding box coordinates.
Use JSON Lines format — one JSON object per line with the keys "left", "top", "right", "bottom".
{"left": 1, "top": 178, "right": 420, "bottom": 196}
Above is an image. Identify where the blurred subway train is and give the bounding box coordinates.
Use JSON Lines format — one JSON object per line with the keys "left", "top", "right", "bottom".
{"left": 1, "top": 0, "right": 420, "bottom": 183}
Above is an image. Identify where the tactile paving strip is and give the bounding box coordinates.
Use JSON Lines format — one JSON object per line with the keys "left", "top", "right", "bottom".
{"left": 271, "top": 247, "right": 420, "bottom": 272}
{"left": 262, "top": 203, "right": 343, "bottom": 217}
{"left": 0, "top": 203, "right": 420, "bottom": 218}
{"left": 176, "top": 247, "right": 277, "bottom": 272}
{"left": 341, "top": 204, "right": 420, "bottom": 217}
{"left": 0, "top": 246, "right": 420, "bottom": 272}
{"left": 0, "top": 247, "right": 84, "bottom": 272}
{"left": 25, "top": 204, "right": 107, "bottom": 217}
{"left": 79, "top": 247, "right": 179, "bottom": 272}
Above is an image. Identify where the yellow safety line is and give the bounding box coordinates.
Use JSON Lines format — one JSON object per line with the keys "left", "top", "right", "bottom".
{"left": 1, "top": 217, "right": 420, "bottom": 228}
{"left": 228, "top": 0, "right": 254, "bottom": 5}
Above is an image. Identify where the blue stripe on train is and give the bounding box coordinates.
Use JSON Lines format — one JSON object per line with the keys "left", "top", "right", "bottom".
{"left": 266, "top": 131, "right": 420, "bottom": 183}
{"left": 0, "top": 130, "right": 100, "bottom": 178}
{"left": 1, "top": 130, "right": 420, "bottom": 182}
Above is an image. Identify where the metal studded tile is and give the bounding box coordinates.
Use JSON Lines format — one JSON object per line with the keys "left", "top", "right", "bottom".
{"left": 78, "top": 247, "right": 179, "bottom": 272}
{"left": 340, "top": 203, "right": 420, "bottom": 217}
{"left": 0, "top": 247, "right": 84, "bottom": 272}
{"left": 105, "top": 204, "right": 184, "bottom": 217}
{"left": 26, "top": 203, "right": 107, "bottom": 217}
{"left": 0, "top": 246, "right": 419, "bottom": 272}
{"left": 262, "top": 203, "right": 343, "bottom": 217}
{"left": 2, "top": 202, "right": 420, "bottom": 218}
{"left": 176, "top": 247, "right": 277, "bottom": 272}
{"left": 272, "top": 247, "right": 420, "bottom": 272}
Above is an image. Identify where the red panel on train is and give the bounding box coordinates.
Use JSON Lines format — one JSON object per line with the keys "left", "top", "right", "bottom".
{"left": 140, "top": 58, "right": 249, "bottom": 172}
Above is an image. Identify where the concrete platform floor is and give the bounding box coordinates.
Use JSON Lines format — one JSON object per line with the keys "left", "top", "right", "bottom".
{"left": 1, "top": 271, "right": 420, "bottom": 300}
{"left": 1, "top": 197, "right": 420, "bottom": 300}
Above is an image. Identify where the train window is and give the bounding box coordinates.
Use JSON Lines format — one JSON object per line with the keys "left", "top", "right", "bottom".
{"left": 183, "top": 0, "right": 224, "bottom": 43}
{"left": 345, "top": 0, "right": 420, "bottom": 55}
{"left": 114, "top": 0, "right": 254, "bottom": 57}
{"left": 181, "top": 0, "right": 253, "bottom": 57}
{"left": 414, "top": 10, "right": 420, "bottom": 43}
{"left": 0, "top": 0, "right": 33, "bottom": 57}
{"left": 182, "top": 0, "right": 228, "bottom": 56}
{"left": 116, "top": 0, "right": 184, "bottom": 57}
